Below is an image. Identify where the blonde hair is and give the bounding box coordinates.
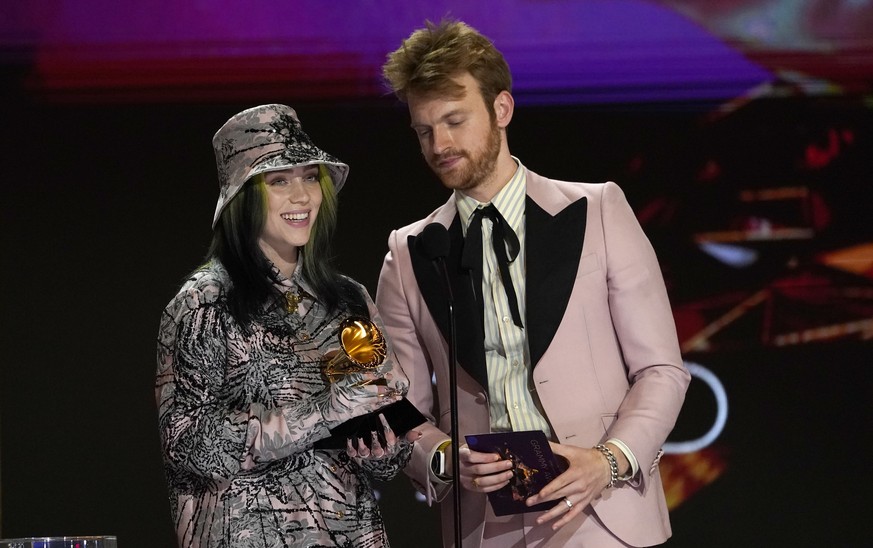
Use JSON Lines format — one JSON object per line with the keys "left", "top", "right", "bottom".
{"left": 382, "top": 19, "right": 512, "bottom": 118}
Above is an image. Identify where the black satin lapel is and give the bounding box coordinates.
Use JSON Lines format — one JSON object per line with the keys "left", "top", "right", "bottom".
{"left": 409, "top": 217, "right": 488, "bottom": 390}
{"left": 526, "top": 196, "right": 588, "bottom": 368}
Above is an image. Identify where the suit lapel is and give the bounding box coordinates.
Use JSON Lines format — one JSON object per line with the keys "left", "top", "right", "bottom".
{"left": 409, "top": 215, "right": 488, "bottom": 390}
{"left": 407, "top": 172, "right": 588, "bottom": 385}
{"left": 526, "top": 194, "right": 588, "bottom": 368}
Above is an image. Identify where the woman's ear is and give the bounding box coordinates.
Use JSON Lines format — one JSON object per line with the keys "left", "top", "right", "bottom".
{"left": 494, "top": 90, "right": 514, "bottom": 128}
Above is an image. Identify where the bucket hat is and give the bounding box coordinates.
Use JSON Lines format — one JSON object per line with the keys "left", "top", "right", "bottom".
{"left": 211, "top": 104, "right": 349, "bottom": 227}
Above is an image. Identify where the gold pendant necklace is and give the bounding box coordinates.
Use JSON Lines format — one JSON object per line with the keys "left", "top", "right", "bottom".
{"left": 284, "top": 291, "right": 301, "bottom": 314}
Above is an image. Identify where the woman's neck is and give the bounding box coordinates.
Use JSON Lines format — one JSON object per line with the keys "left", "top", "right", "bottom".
{"left": 259, "top": 242, "right": 299, "bottom": 279}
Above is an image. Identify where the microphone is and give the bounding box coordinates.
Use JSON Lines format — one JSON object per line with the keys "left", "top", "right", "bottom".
{"left": 415, "top": 223, "right": 454, "bottom": 303}
{"left": 416, "top": 222, "right": 451, "bottom": 261}
{"left": 416, "top": 222, "right": 462, "bottom": 548}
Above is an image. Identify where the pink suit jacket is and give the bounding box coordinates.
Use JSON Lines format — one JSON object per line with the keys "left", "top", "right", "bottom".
{"left": 376, "top": 169, "right": 690, "bottom": 547}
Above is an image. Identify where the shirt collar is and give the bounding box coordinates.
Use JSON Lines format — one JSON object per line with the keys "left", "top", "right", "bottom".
{"left": 455, "top": 157, "right": 526, "bottom": 235}
{"left": 268, "top": 256, "right": 314, "bottom": 296}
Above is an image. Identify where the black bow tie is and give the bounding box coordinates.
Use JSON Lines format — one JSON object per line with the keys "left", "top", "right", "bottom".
{"left": 460, "top": 204, "right": 523, "bottom": 328}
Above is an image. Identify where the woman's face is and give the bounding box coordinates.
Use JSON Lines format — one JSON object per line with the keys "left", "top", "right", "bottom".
{"left": 257, "top": 165, "right": 323, "bottom": 264}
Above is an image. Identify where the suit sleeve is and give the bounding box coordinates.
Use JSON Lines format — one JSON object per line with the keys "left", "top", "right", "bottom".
{"left": 376, "top": 228, "right": 453, "bottom": 503}
{"left": 599, "top": 181, "right": 691, "bottom": 482}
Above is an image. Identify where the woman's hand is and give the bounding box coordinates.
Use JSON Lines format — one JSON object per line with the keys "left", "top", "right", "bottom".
{"left": 352, "top": 413, "right": 420, "bottom": 481}
{"left": 346, "top": 412, "right": 421, "bottom": 460}
{"left": 329, "top": 370, "right": 403, "bottom": 419}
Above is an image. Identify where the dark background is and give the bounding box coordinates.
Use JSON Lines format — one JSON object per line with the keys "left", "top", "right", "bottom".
{"left": 2, "top": 1, "right": 873, "bottom": 545}
{"left": 2, "top": 92, "right": 871, "bottom": 547}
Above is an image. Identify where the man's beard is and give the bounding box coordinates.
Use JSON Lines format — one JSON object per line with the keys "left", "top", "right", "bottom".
{"left": 430, "top": 121, "right": 501, "bottom": 192}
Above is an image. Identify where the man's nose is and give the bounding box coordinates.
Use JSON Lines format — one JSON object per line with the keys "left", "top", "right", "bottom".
{"left": 432, "top": 126, "right": 453, "bottom": 154}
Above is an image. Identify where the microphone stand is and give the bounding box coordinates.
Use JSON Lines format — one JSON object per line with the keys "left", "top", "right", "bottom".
{"left": 440, "top": 258, "right": 461, "bottom": 548}
{"left": 435, "top": 254, "right": 463, "bottom": 548}
{"left": 418, "top": 223, "right": 463, "bottom": 547}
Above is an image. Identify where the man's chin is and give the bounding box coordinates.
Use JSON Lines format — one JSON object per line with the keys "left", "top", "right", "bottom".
{"left": 431, "top": 164, "right": 481, "bottom": 191}
{"left": 437, "top": 176, "right": 471, "bottom": 191}
{"left": 431, "top": 169, "right": 460, "bottom": 188}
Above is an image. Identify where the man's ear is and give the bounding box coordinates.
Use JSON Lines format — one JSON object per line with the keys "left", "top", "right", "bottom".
{"left": 494, "top": 90, "right": 514, "bottom": 128}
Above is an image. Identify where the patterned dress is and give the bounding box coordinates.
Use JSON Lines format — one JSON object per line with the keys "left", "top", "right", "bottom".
{"left": 156, "top": 260, "right": 412, "bottom": 547}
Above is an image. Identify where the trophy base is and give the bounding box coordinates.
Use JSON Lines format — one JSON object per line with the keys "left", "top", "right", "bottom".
{"left": 313, "top": 398, "right": 427, "bottom": 450}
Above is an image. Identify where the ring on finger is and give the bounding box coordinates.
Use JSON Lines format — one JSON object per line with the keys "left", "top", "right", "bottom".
{"left": 472, "top": 477, "right": 479, "bottom": 488}
{"left": 563, "top": 497, "right": 573, "bottom": 509}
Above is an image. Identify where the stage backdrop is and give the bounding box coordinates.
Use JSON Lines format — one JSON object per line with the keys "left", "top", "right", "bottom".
{"left": 1, "top": 1, "right": 871, "bottom": 546}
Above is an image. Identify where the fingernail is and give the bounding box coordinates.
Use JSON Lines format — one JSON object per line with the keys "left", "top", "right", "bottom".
{"left": 371, "top": 433, "right": 385, "bottom": 458}
{"left": 357, "top": 437, "right": 369, "bottom": 457}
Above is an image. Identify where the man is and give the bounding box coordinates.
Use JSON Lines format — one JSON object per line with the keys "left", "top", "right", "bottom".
{"left": 375, "top": 20, "right": 690, "bottom": 547}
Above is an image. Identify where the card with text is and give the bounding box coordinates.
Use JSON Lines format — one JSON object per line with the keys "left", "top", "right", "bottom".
{"left": 465, "top": 430, "right": 569, "bottom": 515}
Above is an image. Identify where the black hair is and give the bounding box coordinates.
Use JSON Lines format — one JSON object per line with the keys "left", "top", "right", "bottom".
{"left": 203, "top": 169, "right": 367, "bottom": 327}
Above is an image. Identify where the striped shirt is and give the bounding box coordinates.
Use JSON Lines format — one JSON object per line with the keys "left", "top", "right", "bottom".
{"left": 456, "top": 159, "right": 551, "bottom": 436}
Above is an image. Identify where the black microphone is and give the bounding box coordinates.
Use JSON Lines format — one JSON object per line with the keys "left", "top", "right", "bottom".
{"left": 416, "top": 222, "right": 451, "bottom": 261}
{"left": 416, "top": 222, "right": 462, "bottom": 548}
{"left": 416, "top": 223, "right": 454, "bottom": 303}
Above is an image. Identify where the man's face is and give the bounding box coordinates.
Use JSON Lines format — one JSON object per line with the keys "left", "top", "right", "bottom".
{"left": 408, "top": 73, "right": 501, "bottom": 195}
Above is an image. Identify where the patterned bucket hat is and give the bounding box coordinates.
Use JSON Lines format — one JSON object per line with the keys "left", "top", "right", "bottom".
{"left": 211, "top": 104, "right": 350, "bottom": 228}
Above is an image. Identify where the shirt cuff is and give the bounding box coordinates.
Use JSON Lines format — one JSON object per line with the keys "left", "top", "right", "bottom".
{"left": 606, "top": 437, "right": 639, "bottom": 480}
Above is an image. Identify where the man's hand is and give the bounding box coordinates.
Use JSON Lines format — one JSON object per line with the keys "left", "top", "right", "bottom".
{"left": 450, "top": 444, "right": 514, "bottom": 492}
{"left": 524, "top": 442, "right": 619, "bottom": 530}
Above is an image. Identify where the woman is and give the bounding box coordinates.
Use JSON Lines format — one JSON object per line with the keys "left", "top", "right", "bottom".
{"left": 156, "top": 104, "right": 416, "bottom": 547}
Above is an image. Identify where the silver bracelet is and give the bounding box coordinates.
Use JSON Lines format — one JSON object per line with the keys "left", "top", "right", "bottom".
{"left": 594, "top": 444, "right": 619, "bottom": 489}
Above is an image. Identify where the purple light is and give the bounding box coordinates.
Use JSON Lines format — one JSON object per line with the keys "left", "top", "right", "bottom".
{"left": 3, "top": 0, "right": 773, "bottom": 104}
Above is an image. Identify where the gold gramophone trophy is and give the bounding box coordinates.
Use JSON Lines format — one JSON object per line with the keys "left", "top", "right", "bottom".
{"left": 322, "top": 317, "right": 388, "bottom": 384}
{"left": 313, "top": 316, "right": 427, "bottom": 451}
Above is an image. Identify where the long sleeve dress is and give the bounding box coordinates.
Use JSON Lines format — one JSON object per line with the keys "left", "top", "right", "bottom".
{"left": 156, "top": 260, "right": 412, "bottom": 548}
